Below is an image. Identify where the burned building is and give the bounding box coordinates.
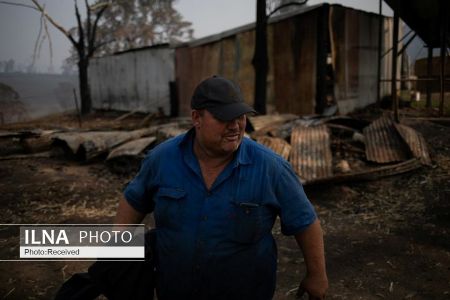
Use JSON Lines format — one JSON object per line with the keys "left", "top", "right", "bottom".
{"left": 88, "top": 4, "right": 399, "bottom": 118}
{"left": 175, "top": 4, "right": 399, "bottom": 117}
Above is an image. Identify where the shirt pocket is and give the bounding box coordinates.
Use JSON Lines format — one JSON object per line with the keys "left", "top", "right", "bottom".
{"left": 229, "top": 199, "right": 264, "bottom": 244}
{"left": 154, "top": 187, "right": 186, "bottom": 231}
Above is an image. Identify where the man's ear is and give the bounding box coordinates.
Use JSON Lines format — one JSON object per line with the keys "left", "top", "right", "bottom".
{"left": 191, "top": 110, "right": 201, "bottom": 127}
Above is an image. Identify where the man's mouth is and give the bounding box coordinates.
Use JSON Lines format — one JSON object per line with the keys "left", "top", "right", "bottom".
{"left": 224, "top": 133, "right": 240, "bottom": 141}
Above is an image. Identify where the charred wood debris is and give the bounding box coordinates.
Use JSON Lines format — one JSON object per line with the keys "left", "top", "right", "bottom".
{"left": 0, "top": 112, "right": 432, "bottom": 185}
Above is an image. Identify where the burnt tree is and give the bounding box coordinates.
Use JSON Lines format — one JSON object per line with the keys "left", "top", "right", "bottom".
{"left": 252, "top": 0, "right": 308, "bottom": 115}
{"left": 31, "top": 0, "right": 107, "bottom": 114}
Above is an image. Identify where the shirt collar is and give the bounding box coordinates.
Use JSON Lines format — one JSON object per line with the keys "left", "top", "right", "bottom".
{"left": 179, "top": 128, "right": 253, "bottom": 167}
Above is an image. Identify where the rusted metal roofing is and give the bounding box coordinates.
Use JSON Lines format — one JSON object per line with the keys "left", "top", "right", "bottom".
{"left": 395, "top": 123, "right": 432, "bottom": 166}
{"left": 289, "top": 125, "right": 333, "bottom": 182}
{"left": 256, "top": 136, "right": 291, "bottom": 160}
{"left": 363, "top": 116, "right": 410, "bottom": 163}
{"left": 248, "top": 114, "right": 298, "bottom": 132}
{"left": 272, "top": 9, "right": 318, "bottom": 115}
{"left": 176, "top": 4, "right": 324, "bottom": 48}
{"left": 107, "top": 136, "right": 156, "bottom": 160}
{"left": 307, "top": 158, "right": 422, "bottom": 185}
{"left": 52, "top": 128, "right": 158, "bottom": 161}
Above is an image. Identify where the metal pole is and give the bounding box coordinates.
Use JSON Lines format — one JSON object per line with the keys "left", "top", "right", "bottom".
{"left": 73, "top": 88, "right": 82, "bottom": 128}
{"left": 391, "top": 11, "right": 400, "bottom": 122}
{"left": 377, "top": 0, "right": 383, "bottom": 103}
{"left": 439, "top": 0, "right": 447, "bottom": 116}
{"left": 426, "top": 47, "right": 433, "bottom": 108}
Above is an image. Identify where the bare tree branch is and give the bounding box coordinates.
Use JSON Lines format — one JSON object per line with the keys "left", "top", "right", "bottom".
{"left": 89, "top": 1, "right": 108, "bottom": 11}
{"left": 91, "top": 38, "right": 115, "bottom": 54}
{"left": 88, "top": 4, "right": 108, "bottom": 57}
{"left": 29, "top": 0, "right": 77, "bottom": 45}
{"left": 42, "top": 16, "right": 54, "bottom": 70}
{"left": 0, "top": 1, "right": 37, "bottom": 10}
{"left": 31, "top": 11, "right": 44, "bottom": 68}
{"left": 85, "top": 0, "right": 92, "bottom": 48}
{"left": 37, "top": 30, "right": 46, "bottom": 59}
{"left": 74, "top": 1, "right": 85, "bottom": 55}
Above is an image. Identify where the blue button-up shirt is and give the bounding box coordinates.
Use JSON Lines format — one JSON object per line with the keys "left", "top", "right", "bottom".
{"left": 124, "top": 129, "right": 316, "bottom": 300}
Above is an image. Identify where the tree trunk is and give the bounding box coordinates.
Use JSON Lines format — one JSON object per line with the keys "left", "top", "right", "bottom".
{"left": 78, "top": 58, "right": 91, "bottom": 114}
{"left": 252, "top": 0, "right": 268, "bottom": 115}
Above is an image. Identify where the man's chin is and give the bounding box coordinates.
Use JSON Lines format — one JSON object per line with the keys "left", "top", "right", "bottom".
{"left": 221, "top": 141, "right": 241, "bottom": 154}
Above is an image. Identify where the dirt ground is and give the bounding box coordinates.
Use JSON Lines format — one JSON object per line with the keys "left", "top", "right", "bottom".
{"left": 0, "top": 109, "right": 449, "bottom": 299}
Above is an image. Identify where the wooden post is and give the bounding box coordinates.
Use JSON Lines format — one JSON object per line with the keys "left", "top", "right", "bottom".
{"left": 391, "top": 11, "right": 399, "bottom": 122}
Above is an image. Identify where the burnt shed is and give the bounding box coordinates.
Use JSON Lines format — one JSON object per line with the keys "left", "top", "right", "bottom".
{"left": 175, "top": 4, "right": 398, "bottom": 117}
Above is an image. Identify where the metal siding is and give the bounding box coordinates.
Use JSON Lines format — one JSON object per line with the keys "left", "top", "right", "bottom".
{"left": 330, "top": 6, "right": 396, "bottom": 113}
{"left": 176, "top": 8, "right": 322, "bottom": 117}
{"left": 331, "top": 6, "right": 360, "bottom": 112}
{"left": 395, "top": 123, "right": 432, "bottom": 166}
{"left": 363, "top": 116, "right": 409, "bottom": 163}
{"left": 175, "top": 47, "right": 194, "bottom": 117}
{"left": 256, "top": 136, "right": 291, "bottom": 160}
{"left": 176, "top": 30, "right": 256, "bottom": 117}
{"left": 272, "top": 12, "right": 317, "bottom": 115}
{"left": 176, "top": 41, "right": 224, "bottom": 116}
{"left": 289, "top": 125, "right": 333, "bottom": 182}
{"left": 89, "top": 47, "right": 174, "bottom": 114}
{"left": 176, "top": 5, "right": 391, "bottom": 117}
{"left": 248, "top": 114, "right": 298, "bottom": 132}
{"left": 219, "top": 37, "right": 237, "bottom": 80}
{"left": 235, "top": 30, "right": 256, "bottom": 108}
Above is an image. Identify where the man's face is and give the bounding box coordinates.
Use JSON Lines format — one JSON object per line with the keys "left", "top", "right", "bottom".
{"left": 192, "top": 109, "right": 246, "bottom": 157}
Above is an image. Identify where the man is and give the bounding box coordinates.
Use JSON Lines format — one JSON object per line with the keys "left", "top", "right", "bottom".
{"left": 115, "top": 75, "right": 328, "bottom": 300}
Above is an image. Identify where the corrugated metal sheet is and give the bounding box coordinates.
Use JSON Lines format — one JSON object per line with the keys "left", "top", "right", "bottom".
{"left": 363, "top": 116, "right": 409, "bottom": 163}
{"left": 107, "top": 136, "right": 156, "bottom": 160}
{"left": 256, "top": 136, "right": 291, "bottom": 160}
{"left": 289, "top": 125, "right": 333, "bottom": 182}
{"left": 248, "top": 114, "right": 298, "bottom": 132}
{"left": 176, "top": 5, "right": 393, "bottom": 117}
{"left": 176, "top": 30, "right": 255, "bottom": 117}
{"left": 272, "top": 10, "right": 318, "bottom": 114}
{"left": 330, "top": 6, "right": 397, "bottom": 114}
{"left": 395, "top": 123, "right": 432, "bottom": 166}
{"left": 175, "top": 6, "right": 326, "bottom": 117}
{"left": 52, "top": 128, "right": 155, "bottom": 160}
{"left": 89, "top": 46, "right": 174, "bottom": 115}
{"left": 307, "top": 158, "right": 421, "bottom": 185}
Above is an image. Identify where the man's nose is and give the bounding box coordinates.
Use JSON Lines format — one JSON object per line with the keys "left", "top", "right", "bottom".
{"left": 227, "top": 118, "right": 240, "bottom": 129}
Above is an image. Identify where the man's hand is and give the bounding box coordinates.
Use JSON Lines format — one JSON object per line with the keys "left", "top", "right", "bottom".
{"left": 294, "top": 219, "right": 328, "bottom": 299}
{"left": 296, "top": 272, "right": 328, "bottom": 299}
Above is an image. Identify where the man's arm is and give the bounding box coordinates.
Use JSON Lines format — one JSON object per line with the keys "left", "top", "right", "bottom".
{"left": 114, "top": 198, "right": 145, "bottom": 225}
{"left": 295, "top": 218, "right": 328, "bottom": 299}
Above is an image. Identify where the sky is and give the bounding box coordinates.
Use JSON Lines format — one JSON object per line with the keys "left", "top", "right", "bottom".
{"left": 0, "top": 0, "right": 397, "bottom": 74}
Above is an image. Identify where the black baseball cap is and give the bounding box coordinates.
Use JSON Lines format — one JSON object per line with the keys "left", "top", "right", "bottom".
{"left": 191, "top": 75, "right": 256, "bottom": 121}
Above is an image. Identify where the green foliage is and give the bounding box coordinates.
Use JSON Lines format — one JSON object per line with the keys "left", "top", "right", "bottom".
{"left": 95, "top": 0, "right": 193, "bottom": 55}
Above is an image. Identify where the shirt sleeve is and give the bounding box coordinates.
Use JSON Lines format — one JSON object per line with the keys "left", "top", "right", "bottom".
{"left": 123, "top": 153, "right": 156, "bottom": 214}
{"left": 275, "top": 160, "right": 317, "bottom": 236}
